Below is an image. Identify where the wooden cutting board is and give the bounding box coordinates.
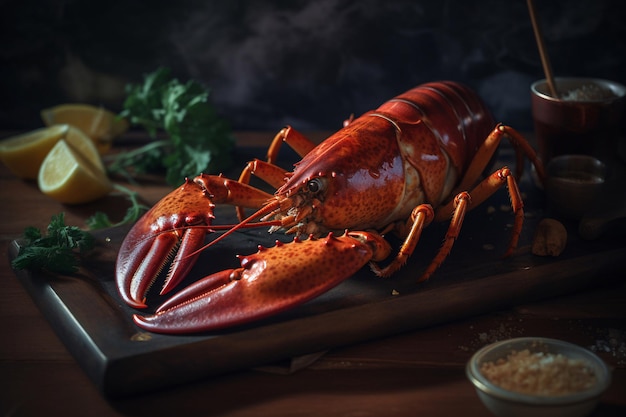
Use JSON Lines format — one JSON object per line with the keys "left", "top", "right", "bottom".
{"left": 9, "top": 150, "right": 626, "bottom": 398}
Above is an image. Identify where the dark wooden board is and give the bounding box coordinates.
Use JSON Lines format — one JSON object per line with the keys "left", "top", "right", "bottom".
{"left": 9, "top": 147, "right": 626, "bottom": 398}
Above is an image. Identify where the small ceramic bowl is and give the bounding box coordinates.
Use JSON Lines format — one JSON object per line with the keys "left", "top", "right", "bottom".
{"left": 466, "top": 337, "right": 611, "bottom": 417}
{"left": 545, "top": 155, "right": 607, "bottom": 219}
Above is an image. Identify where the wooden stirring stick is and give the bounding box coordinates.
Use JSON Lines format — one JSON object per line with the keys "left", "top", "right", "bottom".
{"left": 527, "top": 0, "right": 559, "bottom": 98}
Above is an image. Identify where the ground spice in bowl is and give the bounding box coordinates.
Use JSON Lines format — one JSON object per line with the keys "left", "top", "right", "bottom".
{"left": 480, "top": 349, "right": 598, "bottom": 396}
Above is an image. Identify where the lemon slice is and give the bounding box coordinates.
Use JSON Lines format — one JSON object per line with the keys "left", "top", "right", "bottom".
{"left": 38, "top": 139, "right": 113, "bottom": 204}
{"left": 41, "top": 104, "right": 129, "bottom": 153}
{"left": 0, "top": 125, "right": 70, "bottom": 179}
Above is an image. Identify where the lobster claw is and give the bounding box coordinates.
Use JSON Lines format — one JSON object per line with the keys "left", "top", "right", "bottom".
{"left": 116, "top": 178, "right": 216, "bottom": 309}
{"left": 116, "top": 174, "right": 276, "bottom": 309}
{"left": 133, "top": 232, "right": 391, "bottom": 334}
{"left": 115, "top": 174, "right": 271, "bottom": 308}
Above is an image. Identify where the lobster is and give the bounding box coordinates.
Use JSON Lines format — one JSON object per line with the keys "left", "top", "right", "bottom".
{"left": 116, "top": 81, "right": 545, "bottom": 334}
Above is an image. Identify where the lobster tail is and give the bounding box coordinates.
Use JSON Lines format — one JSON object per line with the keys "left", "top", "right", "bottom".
{"left": 379, "top": 81, "right": 494, "bottom": 173}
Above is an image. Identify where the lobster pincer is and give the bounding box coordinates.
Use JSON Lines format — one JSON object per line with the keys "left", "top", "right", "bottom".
{"left": 115, "top": 173, "right": 273, "bottom": 309}
{"left": 133, "top": 232, "right": 392, "bottom": 334}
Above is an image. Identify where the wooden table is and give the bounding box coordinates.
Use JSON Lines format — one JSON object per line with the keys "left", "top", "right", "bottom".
{"left": 1, "top": 132, "right": 625, "bottom": 416}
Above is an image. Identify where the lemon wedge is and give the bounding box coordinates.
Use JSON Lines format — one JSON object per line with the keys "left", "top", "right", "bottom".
{"left": 38, "top": 139, "right": 113, "bottom": 204}
{"left": 64, "top": 125, "right": 106, "bottom": 173}
{"left": 0, "top": 125, "right": 70, "bottom": 179}
{"left": 41, "top": 104, "right": 129, "bottom": 153}
{"left": 0, "top": 124, "right": 106, "bottom": 179}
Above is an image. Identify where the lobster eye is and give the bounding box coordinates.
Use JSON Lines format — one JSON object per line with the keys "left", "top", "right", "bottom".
{"left": 307, "top": 178, "right": 323, "bottom": 194}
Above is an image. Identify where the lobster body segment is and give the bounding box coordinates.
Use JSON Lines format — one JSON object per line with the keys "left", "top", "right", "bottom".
{"left": 116, "top": 81, "right": 544, "bottom": 334}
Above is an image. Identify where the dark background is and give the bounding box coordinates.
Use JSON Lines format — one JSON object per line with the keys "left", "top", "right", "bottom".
{"left": 1, "top": 0, "right": 625, "bottom": 133}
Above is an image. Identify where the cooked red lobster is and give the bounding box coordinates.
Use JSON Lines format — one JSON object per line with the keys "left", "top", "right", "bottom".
{"left": 116, "top": 81, "right": 545, "bottom": 334}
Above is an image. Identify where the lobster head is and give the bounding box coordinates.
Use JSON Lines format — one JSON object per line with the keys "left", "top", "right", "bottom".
{"left": 268, "top": 114, "right": 411, "bottom": 237}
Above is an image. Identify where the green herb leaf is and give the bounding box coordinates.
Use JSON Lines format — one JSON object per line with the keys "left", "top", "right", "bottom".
{"left": 86, "top": 184, "right": 150, "bottom": 230}
{"left": 111, "top": 67, "right": 235, "bottom": 185}
{"left": 12, "top": 213, "right": 95, "bottom": 274}
{"left": 85, "top": 212, "right": 114, "bottom": 230}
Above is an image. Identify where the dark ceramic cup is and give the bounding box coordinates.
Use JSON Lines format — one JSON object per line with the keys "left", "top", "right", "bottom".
{"left": 530, "top": 78, "right": 625, "bottom": 166}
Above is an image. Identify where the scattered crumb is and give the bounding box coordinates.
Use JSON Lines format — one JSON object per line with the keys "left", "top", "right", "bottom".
{"left": 458, "top": 320, "right": 525, "bottom": 352}
{"left": 391, "top": 289, "right": 400, "bottom": 296}
{"left": 589, "top": 327, "right": 626, "bottom": 366}
{"left": 486, "top": 205, "right": 496, "bottom": 215}
{"left": 482, "top": 243, "right": 495, "bottom": 251}
{"left": 130, "top": 332, "right": 152, "bottom": 342}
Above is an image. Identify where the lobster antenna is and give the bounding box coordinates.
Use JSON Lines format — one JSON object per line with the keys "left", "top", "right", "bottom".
{"left": 180, "top": 200, "right": 284, "bottom": 260}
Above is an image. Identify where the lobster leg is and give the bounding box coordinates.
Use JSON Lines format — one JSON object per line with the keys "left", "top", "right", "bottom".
{"left": 372, "top": 165, "right": 523, "bottom": 283}
{"left": 380, "top": 124, "right": 538, "bottom": 281}
{"left": 238, "top": 159, "right": 289, "bottom": 190}
{"left": 369, "top": 189, "right": 473, "bottom": 282}
{"left": 426, "top": 166, "right": 523, "bottom": 280}
{"left": 460, "top": 166, "right": 524, "bottom": 258}
{"left": 266, "top": 125, "right": 317, "bottom": 164}
{"left": 133, "top": 232, "right": 391, "bottom": 334}
{"left": 419, "top": 191, "right": 473, "bottom": 282}
{"left": 434, "top": 123, "right": 540, "bottom": 259}
{"left": 370, "top": 204, "right": 435, "bottom": 278}
{"left": 453, "top": 124, "right": 545, "bottom": 195}
{"left": 499, "top": 124, "right": 546, "bottom": 184}
{"left": 236, "top": 159, "right": 289, "bottom": 221}
{"left": 236, "top": 126, "right": 316, "bottom": 220}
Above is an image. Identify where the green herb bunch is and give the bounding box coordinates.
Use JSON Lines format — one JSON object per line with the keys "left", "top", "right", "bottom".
{"left": 12, "top": 213, "right": 95, "bottom": 274}
{"left": 110, "top": 67, "right": 235, "bottom": 186}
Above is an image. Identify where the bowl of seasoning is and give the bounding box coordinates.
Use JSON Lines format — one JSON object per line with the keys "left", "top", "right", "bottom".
{"left": 466, "top": 337, "right": 611, "bottom": 417}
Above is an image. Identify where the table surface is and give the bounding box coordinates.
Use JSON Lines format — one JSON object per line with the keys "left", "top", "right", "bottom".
{"left": 1, "top": 131, "right": 625, "bottom": 417}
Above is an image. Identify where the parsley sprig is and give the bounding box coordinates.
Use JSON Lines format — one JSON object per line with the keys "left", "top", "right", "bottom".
{"left": 108, "top": 67, "right": 235, "bottom": 186}
{"left": 86, "top": 184, "right": 150, "bottom": 230}
{"left": 12, "top": 213, "right": 95, "bottom": 274}
{"left": 12, "top": 188, "right": 148, "bottom": 274}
